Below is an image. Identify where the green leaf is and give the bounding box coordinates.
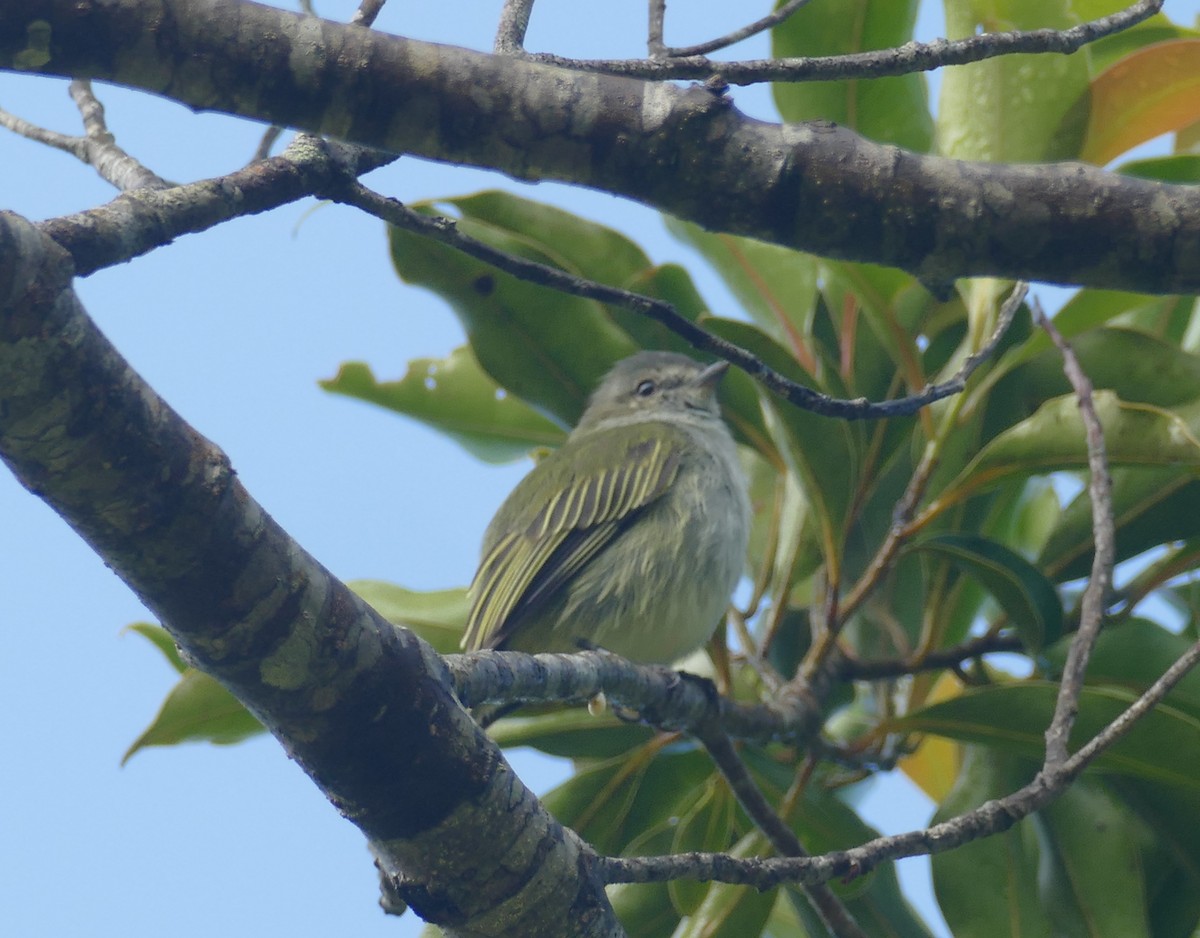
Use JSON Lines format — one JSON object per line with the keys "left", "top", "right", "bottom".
{"left": 668, "top": 778, "right": 737, "bottom": 915}
{"left": 540, "top": 746, "right": 715, "bottom": 855}
{"left": 1038, "top": 780, "right": 1153, "bottom": 938}
{"left": 931, "top": 748, "right": 1051, "bottom": 938}
{"left": 124, "top": 622, "right": 186, "bottom": 673}
{"left": 664, "top": 217, "right": 819, "bottom": 351}
{"left": 911, "top": 533, "right": 1063, "bottom": 650}
{"left": 487, "top": 707, "right": 656, "bottom": 760}
{"left": 389, "top": 193, "right": 641, "bottom": 425}
{"left": 1118, "top": 153, "right": 1200, "bottom": 184}
{"left": 615, "top": 262, "right": 709, "bottom": 352}
{"left": 938, "top": 0, "right": 1091, "bottom": 161}
{"left": 1109, "top": 775, "right": 1200, "bottom": 937}
{"left": 704, "top": 318, "right": 865, "bottom": 565}
{"left": 1078, "top": 7, "right": 1200, "bottom": 74}
{"left": 321, "top": 347, "right": 565, "bottom": 464}
{"left": 674, "top": 831, "right": 776, "bottom": 938}
{"left": 942, "top": 391, "right": 1200, "bottom": 508}
{"left": 122, "top": 669, "right": 263, "bottom": 764}
{"left": 1042, "top": 619, "right": 1200, "bottom": 720}
{"left": 894, "top": 682, "right": 1200, "bottom": 791}
{"left": 348, "top": 581, "right": 470, "bottom": 655}
{"left": 1039, "top": 469, "right": 1200, "bottom": 582}
{"left": 772, "top": 0, "right": 932, "bottom": 151}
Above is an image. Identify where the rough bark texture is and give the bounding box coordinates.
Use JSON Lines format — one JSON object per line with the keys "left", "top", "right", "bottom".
{"left": 4, "top": 0, "right": 1200, "bottom": 293}
{"left": 0, "top": 210, "right": 620, "bottom": 938}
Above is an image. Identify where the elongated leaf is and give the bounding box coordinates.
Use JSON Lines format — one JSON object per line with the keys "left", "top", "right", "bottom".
{"left": 122, "top": 669, "right": 263, "bottom": 764}
{"left": 487, "top": 707, "right": 655, "bottom": 760}
{"left": 1119, "top": 153, "right": 1200, "bottom": 183}
{"left": 1109, "top": 775, "right": 1200, "bottom": 937}
{"left": 540, "top": 746, "right": 715, "bottom": 855}
{"left": 772, "top": 0, "right": 932, "bottom": 151}
{"left": 1038, "top": 780, "right": 1153, "bottom": 938}
{"left": 669, "top": 778, "right": 737, "bottom": 915}
{"left": 348, "top": 580, "right": 470, "bottom": 655}
{"left": 1078, "top": 6, "right": 1199, "bottom": 73}
{"left": 931, "top": 748, "right": 1051, "bottom": 938}
{"left": 994, "top": 327, "right": 1200, "bottom": 418}
{"left": 911, "top": 534, "right": 1062, "bottom": 650}
{"left": 942, "top": 391, "right": 1200, "bottom": 508}
{"left": 674, "top": 831, "right": 776, "bottom": 938}
{"left": 664, "top": 216, "right": 819, "bottom": 351}
{"left": 939, "top": 0, "right": 1091, "bottom": 162}
{"left": 703, "top": 318, "right": 864, "bottom": 564}
{"left": 898, "top": 672, "right": 964, "bottom": 803}
{"left": 389, "top": 194, "right": 641, "bottom": 424}
{"left": 1043, "top": 618, "right": 1200, "bottom": 719}
{"left": 322, "top": 348, "right": 565, "bottom": 464}
{"left": 895, "top": 682, "right": 1200, "bottom": 790}
{"left": 1079, "top": 39, "right": 1200, "bottom": 165}
{"left": 124, "top": 622, "right": 186, "bottom": 673}
{"left": 1038, "top": 468, "right": 1200, "bottom": 582}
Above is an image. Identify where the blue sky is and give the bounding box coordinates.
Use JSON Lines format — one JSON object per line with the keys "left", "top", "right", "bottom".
{"left": 3, "top": 2, "right": 1197, "bottom": 935}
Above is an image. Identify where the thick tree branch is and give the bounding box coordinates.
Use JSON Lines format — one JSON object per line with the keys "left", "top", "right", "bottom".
{"left": 35, "top": 136, "right": 390, "bottom": 276}
{"left": 4, "top": 0, "right": 1200, "bottom": 293}
{"left": 0, "top": 211, "right": 621, "bottom": 938}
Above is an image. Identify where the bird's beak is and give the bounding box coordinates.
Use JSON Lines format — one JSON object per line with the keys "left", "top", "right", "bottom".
{"left": 695, "top": 360, "right": 730, "bottom": 391}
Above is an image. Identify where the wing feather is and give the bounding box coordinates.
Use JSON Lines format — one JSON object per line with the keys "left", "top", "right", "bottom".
{"left": 462, "top": 426, "right": 684, "bottom": 651}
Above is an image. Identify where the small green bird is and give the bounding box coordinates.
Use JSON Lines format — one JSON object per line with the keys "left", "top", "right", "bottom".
{"left": 462, "top": 351, "right": 751, "bottom": 664}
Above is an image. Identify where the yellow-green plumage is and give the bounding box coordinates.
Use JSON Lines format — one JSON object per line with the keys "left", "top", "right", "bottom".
{"left": 462, "top": 352, "right": 750, "bottom": 664}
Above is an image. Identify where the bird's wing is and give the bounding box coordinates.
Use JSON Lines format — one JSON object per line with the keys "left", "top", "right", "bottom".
{"left": 461, "top": 424, "right": 685, "bottom": 651}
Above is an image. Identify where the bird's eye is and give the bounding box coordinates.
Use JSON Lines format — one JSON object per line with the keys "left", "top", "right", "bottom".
{"left": 635, "top": 379, "right": 657, "bottom": 397}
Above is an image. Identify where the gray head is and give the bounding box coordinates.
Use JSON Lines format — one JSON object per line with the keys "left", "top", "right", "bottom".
{"left": 574, "top": 351, "right": 730, "bottom": 433}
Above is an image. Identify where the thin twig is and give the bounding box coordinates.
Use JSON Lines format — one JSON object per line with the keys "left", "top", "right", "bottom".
{"left": 697, "top": 720, "right": 867, "bottom": 938}
{"left": 664, "top": 0, "right": 816, "bottom": 58}
{"left": 1033, "top": 301, "right": 1115, "bottom": 769}
{"left": 594, "top": 634, "right": 1200, "bottom": 891}
{"left": 350, "top": 0, "right": 387, "bottom": 27}
{"left": 838, "top": 632, "right": 1025, "bottom": 681}
{"left": 495, "top": 0, "right": 535, "bottom": 54}
{"left": 327, "top": 181, "right": 1022, "bottom": 421}
{"left": 0, "top": 83, "right": 170, "bottom": 191}
{"left": 523, "top": 0, "right": 1162, "bottom": 85}
{"left": 647, "top": 0, "right": 666, "bottom": 58}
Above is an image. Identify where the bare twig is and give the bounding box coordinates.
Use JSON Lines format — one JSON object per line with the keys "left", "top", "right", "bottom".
{"left": 495, "top": 0, "right": 535, "bottom": 54}
{"left": 327, "top": 181, "right": 1022, "bottom": 421}
{"left": 38, "top": 137, "right": 394, "bottom": 276}
{"left": 696, "top": 720, "right": 866, "bottom": 938}
{"left": 350, "top": 0, "right": 387, "bottom": 27}
{"left": 839, "top": 632, "right": 1025, "bottom": 681}
{"left": 524, "top": 0, "right": 1162, "bottom": 85}
{"left": 0, "top": 81, "right": 170, "bottom": 191}
{"left": 1033, "top": 302, "right": 1115, "bottom": 769}
{"left": 251, "top": 125, "right": 286, "bottom": 162}
{"left": 664, "top": 0, "right": 816, "bottom": 58}
{"left": 595, "top": 633, "right": 1200, "bottom": 891}
{"left": 647, "top": 0, "right": 666, "bottom": 58}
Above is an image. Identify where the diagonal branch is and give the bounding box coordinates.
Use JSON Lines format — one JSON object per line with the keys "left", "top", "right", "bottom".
{"left": 660, "top": 0, "right": 817, "bottom": 59}
{"left": 596, "top": 633, "right": 1200, "bottom": 890}
{"left": 328, "top": 178, "right": 1022, "bottom": 419}
{"left": 0, "top": 210, "right": 621, "bottom": 938}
